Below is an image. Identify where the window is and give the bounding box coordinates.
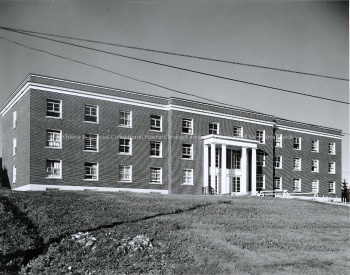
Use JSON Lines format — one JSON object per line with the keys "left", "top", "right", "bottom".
{"left": 293, "top": 158, "right": 301, "bottom": 171}
{"left": 85, "top": 162, "right": 98, "bottom": 180}
{"left": 182, "top": 118, "right": 193, "bottom": 134}
{"left": 227, "top": 149, "right": 241, "bottom": 169}
{"left": 46, "top": 130, "right": 62, "bottom": 148}
{"left": 257, "top": 175, "right": 265, "bottom": 190}
{"left": 182, "top": 144, "right": 193, "bottom": 159}
{"left": 150, "top": 167, "right": 162, "bottom": 184}
{"left": 46, "top": 160, "right": 62, "bottom": 178}
{"left": 293, "top": 179, "right": 301, "bottom": 192}
{"left": 256, "top": 130, "right": 265, "bottom": 144}
{"left": 275, "top": 134, "right": 282, "bottom": 147}
{"left": 150, "top": 115, "right": 162, "bottom": 131}
{"left": 274, "top": 177, "right": 282, "bottom": 190}
{"left": 47, "top": 99, "right": 61, "bottom": 118}
{"left": 209, "top": 122, "right": 219, "bottom": 134}
{"left": 257, "top": 152, "right": 266, "bottom": 167}
{"left": 311, "top": 140, "right": 319, "bottom": 152}
{"left": 328, "top": 181, "right": 335, "bottom": 193}
{"left": 312, "top": 180, "right": 319, "bottom": 193}
{"left": 293, "top": 137, "right": 301, "bottom": 150}
{"left": 311, "top": 160, "right": 319, "bottom": 172}
{"left": 233, "top": 126, "right": 243, "bottom": 138}
{"left": 150, "top": 141, "right": 162, "bottom": 157}
{"left": 274, "top": 155, "right": 282, "bottom": 169}
{"left": 232, "top": 177, "right": 241, "bottom": 192}
{"left": 182, "top": 169, "right": 193, "bottom": 185}
{"left": 119, "top": 111, "right": 132, "bottom": 127}
{"left": 84, "top": 105, "right": 98, "bottom": 123}
{"left": 119, "top": 165, "right": 132, "bottom": 182}
{"left": 13, "top": 165, "right": 16, "bottom": 183}
{"left": 13, "top": 110, "right": 17, "bottom": 129}
{"left": 119, "top": 139, "right": 131, "bottom": 154}
{"left": 328, "top": 162, "right": 335, "bottom": 174}
{"left": 328, "top": 143, "right": 336, "bottom": 154}
{"left": 84, "top": 134, "right": 98, "bottom": 151}
{"left": 13, "top": 138, "right": 17, "bottom": 156}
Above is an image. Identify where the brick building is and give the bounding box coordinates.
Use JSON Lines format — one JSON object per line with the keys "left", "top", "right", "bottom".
{"left": 1, "top": 74, "right": 342, "bottom": 197}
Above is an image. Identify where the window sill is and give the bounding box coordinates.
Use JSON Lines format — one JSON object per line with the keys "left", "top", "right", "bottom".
{"left": 119, "top": 153, "right": 132, "bottom": 156}
{"left": 181, "top": 132, "right": 194, "bottom": 135}
{"left": 293, "top": 148, "right": 301, "bottom": 150}
{"left": 118, "top": 181, "right": 132, "bottom": 183}
{"left": 182, "top": 183, "right": 194, "bottom": 186}
{"left": 83, "top": 179, "right": 99, "bottom": 181}
{"left": 293, "top": 170, "right": 301, "bottom": 171}
{"left": 84, "top": 150, "right": 99, "bottom": 153}
{"left": 275, "top": 146, "right": 283, "bottom": 148}
{"left": 118, "top": 125, "right": 132, "bottom": 128}
{"left": 311, "top": 171, "right": 319, "bottom": 173}
{"left": 328, "top": 173, "right": 336, "bottom": 175}
{"left": 149, "top": 182, "right": 163, "bottom": 185}
{"left": 45, "top": 177, "right": 62, "bottom": 179}
{"left": 149, "top": 130, "right": 163, "bottom": 132}
{"left": 329, "top": 153, "right": 336, "bottom": 155}
{"left": 83, "top": 121, "right": 99, "bottom": 124}
{"left": 45, "top": 147, "right": 62, "bottom": 149}
{"left": 45, "top": 116, "right": 62, "bottom": 119}
{"left": 311, "top": 151, "right": 319, "bottom": 153}
{"left": 275, "top": 167, "right": 282, "bottom": 169}
{"left": 150, "top": 156, "right": 163, "bottom": 159}
{"left": 328, "top": 192, "right": 336, "bottom": 194}
{"left": 182, "top": 158, "right": 193, "bottom": 161}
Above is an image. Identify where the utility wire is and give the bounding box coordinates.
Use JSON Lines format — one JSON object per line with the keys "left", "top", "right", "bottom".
{"left": 0, "top": 36, "right": 266, "bottom": 115}
{"left": 0, "top": 26, "right": 348, "bottom": 82}
{"left": 1, "top": 28, "right": 349, "bottom": 105}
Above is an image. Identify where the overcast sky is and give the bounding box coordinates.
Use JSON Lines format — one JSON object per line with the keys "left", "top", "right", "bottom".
{"left": 0, "top": 0, "right": 349, "bottom": 180}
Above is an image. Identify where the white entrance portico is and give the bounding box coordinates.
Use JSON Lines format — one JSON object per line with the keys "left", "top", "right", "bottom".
{"left": 202, "top": 134, "right": 258, "bottom": 195}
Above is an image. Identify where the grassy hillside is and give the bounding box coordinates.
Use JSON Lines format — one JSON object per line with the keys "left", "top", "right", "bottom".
{"left": 0, "top": 189, "right": 349, "bottom": 274}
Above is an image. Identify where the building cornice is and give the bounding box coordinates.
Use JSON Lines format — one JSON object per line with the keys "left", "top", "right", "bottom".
{"left": 276, "top": 125, "right": 342, "bottom": 139}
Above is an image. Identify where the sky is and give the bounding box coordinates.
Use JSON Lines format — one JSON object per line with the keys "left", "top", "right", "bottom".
{"left": 0, "top": 0, "right": 349, "bottom": 181}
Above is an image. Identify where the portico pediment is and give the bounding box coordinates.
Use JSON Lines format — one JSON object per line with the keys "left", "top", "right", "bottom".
{"left": 202, "top": 134, "right": 259, "bottom": 148}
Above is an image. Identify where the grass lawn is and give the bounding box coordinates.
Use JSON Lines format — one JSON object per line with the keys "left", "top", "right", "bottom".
{"left": 0, "top": 188, "right": 349, "bottom": 274}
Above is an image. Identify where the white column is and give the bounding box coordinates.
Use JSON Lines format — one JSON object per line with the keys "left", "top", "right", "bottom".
{"left": 203, "top": 144, "right": 209, "bottom": 188}
{"left": 221, "top": 144, "right": 227, "bottom": 194}
{"left": 251, "top": 148, "right": 257, "bottom": 196}
{"left": 210, "top": 143, "right": 216, "bottom": 191}
{"left": 241, "top": 147, "right": 247, "bottom": 193}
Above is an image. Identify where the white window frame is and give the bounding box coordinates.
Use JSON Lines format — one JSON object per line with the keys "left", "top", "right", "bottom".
{"left": 13, "top": 138, "right": 17, "bottom": 156}
{"left": 256, "top": 130, "right": 265, "bottom": 144}
{"left": 182, "top": 118, "right": 193, "bottom": 134}
{"left": 293, "top": 178, "right": 301, "bottom": 192}
{"left": 150, "top": 141, "right": 162, "bottom": 157}
{"left": 293, "top": 158, "right": 301, "bottom": 171}
{"left": 274, "top": 155, "right": 282, "bottom": 169}
{"left": 274, "top": 177, "right": 282, "bottom": 190}
{"left": 13, "top": 110, "right": 17, "bottom": 129}
{"left": 150, "top": 115, "right": 162, "bottom": 132}
{"left": 13, "top": 165, "right": 17, "bottom": 183}
{"left": 47, "top": 99, "right": 62, "bottom": 118}
{"left": 328, "top": 181, "right": 335, "bottom": 193}
{"left": 119, "top": 165, "right": 132, "bottom": 182}
{"left": 182, "top": 144, "right": 193, "bottom": 159}
{"left": 275, "top": 133, "right": 282, "bottom": 147}
{"left": 182, "top": 169, "right": 193, "bottom": 185}
{"left": 311, "top": 140, "right": 319, "bottom": 153}
{"left": 84, "top": 134, "right": 99, "bottom": 152}
{"left": 232, "top": 176, "right": 241, "bottom": 192}
{"left": 150, "top": 167, "right": 162, "bottom": 184}
{"left": 257, "top": 152, "right": 266, "bottom": 167}
{"left": 46, "top": 160, "right": 62, "bottom": 179}
{"left": 84, "top": 105, "right": 99, "bottom": 123}
{"left": 119, "top": 139, "right": 132, "bottom": 155}
{"left": 119, "top": 110, "right": 132, "bottom": 127}
{"left": 293, "top": 137, "right": 301, "bottom": 150}
{"left": 311, "top": 160, "right": 319, "bottom": 172}
{"left": 312, "top": 180, "right": 319, "bottom": 193}
{"left": 328, "top": 162, "right": 336, "bottom": 174}
{"left": 209, "top": 122, "right": 219, "bottom": 135}
{"left": 84, "top": 162, "right": 99, "bottom": 180}
{"left": 256, "top": 174, "right": 265, "bottom": 190}
{"left": 46, "top": 129, "right": 62, "bottom": 149}
{"left": 233, "top": 126, "right": 243, "bottom": 138}
{"left": 328, "top": 143, "right": 336, "bottom": 155}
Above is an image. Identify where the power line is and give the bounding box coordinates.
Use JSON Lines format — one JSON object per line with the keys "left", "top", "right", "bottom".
{"left": 0, "top": 26, "right": 348, "bottom": 82}
{"left": 1, "top": 28, "right": 349, "bottom": 105}
{"left": 0, "top": 36, "right": 265, "bottom": 114}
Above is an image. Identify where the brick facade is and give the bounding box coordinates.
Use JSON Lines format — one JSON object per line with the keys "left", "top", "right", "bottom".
{"left": 1, "top": 75, "right": 342, "bottom": 197}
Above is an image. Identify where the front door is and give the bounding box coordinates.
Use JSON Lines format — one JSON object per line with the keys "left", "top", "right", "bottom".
{"left": 231, "top": 176, "right": 241, "bottom": 193}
